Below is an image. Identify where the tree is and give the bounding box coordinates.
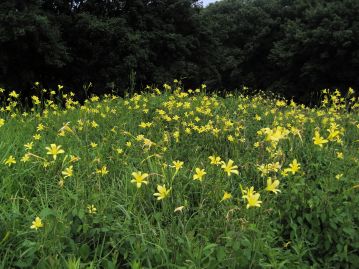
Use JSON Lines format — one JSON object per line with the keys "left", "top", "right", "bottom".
{"left": 270, "top": 0, "right": 359, "bottom": 101}
{"left": 201, "top": 0, "right": 359, "bottom": 102}
{"left": 0, "top": 0, "right": 69, "bottom": 90}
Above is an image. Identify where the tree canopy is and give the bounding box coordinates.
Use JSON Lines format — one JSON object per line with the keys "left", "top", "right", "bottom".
{"left": 1, "top": 0, "right": 358, "bottom": 102}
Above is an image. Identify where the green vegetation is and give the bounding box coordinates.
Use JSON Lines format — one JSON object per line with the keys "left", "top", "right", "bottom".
{"left": 0, "top": 84, "right": 358, "bottom": 268}
{"left": 1, "top": 0, "right": 359, "bottom": 102}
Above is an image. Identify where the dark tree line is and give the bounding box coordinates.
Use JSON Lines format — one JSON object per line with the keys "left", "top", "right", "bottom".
{"left": 1, "top": 0, "right": 358, "bottom": 102}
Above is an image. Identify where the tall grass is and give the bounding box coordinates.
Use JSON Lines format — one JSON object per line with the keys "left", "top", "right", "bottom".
{"left": 0, "top": 84, "right": 358, "bottom": 268}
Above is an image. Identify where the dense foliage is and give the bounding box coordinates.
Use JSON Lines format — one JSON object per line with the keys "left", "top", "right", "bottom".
{"left": 202, "top": 0, "right": 359, "bottom": 102}
{"left": 1, "top": 0, "right": 359, "bottom": 101}
{"left": 0, "top": 84, "right": 358, "bottom": 268}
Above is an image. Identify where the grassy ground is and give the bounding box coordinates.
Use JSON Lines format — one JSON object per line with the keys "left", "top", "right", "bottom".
{"left": 0, "top": 84, "right": 358, "bottom": 268}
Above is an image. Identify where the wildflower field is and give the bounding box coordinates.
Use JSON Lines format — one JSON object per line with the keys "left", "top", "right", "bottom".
{"left": 0, "top": 84, "right": 358, "bottom": 268}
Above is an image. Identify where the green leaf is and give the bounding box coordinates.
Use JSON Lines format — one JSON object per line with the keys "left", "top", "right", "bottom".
{"left": 79, "top": 243, "right": 90, "bottom": 260}
{"left": 39, "top": 208, "right": 57, "bottom": 219}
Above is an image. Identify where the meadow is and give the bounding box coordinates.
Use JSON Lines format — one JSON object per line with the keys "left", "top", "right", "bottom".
{"left": 0, "top": 83, "right": 358, "bottom": 268}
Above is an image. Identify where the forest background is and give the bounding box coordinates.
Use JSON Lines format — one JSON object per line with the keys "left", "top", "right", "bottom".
{"left": 1, "top": 0, "right": 358, "bottom": 103}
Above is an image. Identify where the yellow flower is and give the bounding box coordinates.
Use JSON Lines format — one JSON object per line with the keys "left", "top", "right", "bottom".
{"left": 174, "top": 206, "right": 185, "bottom": 212}
{"left": 0, "top": 118, "right": 5, "bottom": 127}
{"left": 193, "top": 168, "right": 206, "bottom": 181}
{"left": 58, "top": 179, "right": 65, "bottom": 188}
{"left": 9, "top": 91, "right": 19, "bottom": 98}
{"left": 91, "top": 120, "right": 98, "bottom": 128}
{"left": 62, "top": 166, "right": 73, "bottom": 178}
{"left": 59, "top": 122, "right": 74, "bottom": 134}
{"left": 280, "top": 169, "right": 289, "bottom": 177}
{"left": 171, "top": 160, "right": 184, "bottom": 171}
{"left": 276, "top": 100, "right": 286, "bottom": 107}
{"left": 153, "top": 184, "right": 171, "bottom": 200}
{"left": 115, "top": 148, "right": 123, "bottom": 155}
{"left": 4, "top": 155, "right": 16, "bottom": 166}
{"left": 327, "top": 123, "right": 341, "bottom": 141}
{"left": 220, "top": 191, "right": 232, "bottom": 202}
{"left": 36, "top": 123, "right": 45, "bottom": 131}
{"left": 24, "top": 142, "right": 33, "bottom": 150}
{"left": 90, "top": 142, "right": 98, "bottom": 148}
{"left": 173, "top": 131, "right": 180, "bottom": 142}
{"left": 265, "top": 177, "right": 281, "bottom": 194}
{"left": 30, "top": 217, "right": 43, "bottom": 230}
{"left": 21, "top": 153, "right": 31, "bottom": 163}
{"left": 208, "top": 155, "right": 221, "bottom": 165}
{"left": 139, "top": 122, "right": 152, "bottom": 128}
{"left": 96, "top": 165, "right": 109, "bottom": 176}
{"left": 284, "top": 159, "right": 300, "bottom": 175}
{"left": 336, "top": 152, "right": 344, "bottom": 159}
{"left": 33, "top": 134, "right": 41, "bottom": 140}
{"left": 46, "top": 144, "right": 65, "bottom": 160}
{"left": 131, "top": 171, "right": 149, "bottom": 188}
{"left": 136, "top": 135, "right": 145, "bottom": 141}
{"left": 313, "top": 131, "right": 328, "bottom": 147}
{"left": 139, "top": 122, "right": 147, "bottom": 128}
{"left": 242, "top": 187, "right": 262, "bottom": 209}
{"left": 90, "top": 96, "right": 99, "bottom": 102}
{"left": 69, "top": 155, "right": 80, "bottom": 163}
{"left": 87, "top": 205, "right": 97, "bottom": 214}
{"left": 261, "top": 126, "right": 290, "bottom": 143}
{"left": 143, "top": 138, "right": 155, "bottom": 148}
{"left": 221, "top": 159, "right": 239, "bottom": 176}
{"left": 227, "top": 135, "right": 234, "bottom": 142}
